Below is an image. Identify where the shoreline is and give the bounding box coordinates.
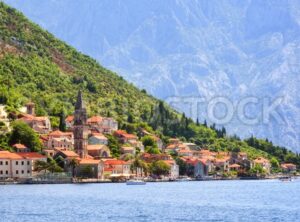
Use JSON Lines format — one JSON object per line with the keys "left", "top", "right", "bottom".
{"left": 1, "top": 175, "right": 298, "bottom": 185}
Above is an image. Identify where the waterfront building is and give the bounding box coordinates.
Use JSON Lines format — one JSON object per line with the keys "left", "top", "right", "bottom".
{"left": 281, "top": 163, "right": 297, "bottom": 173}
{"left": 0, "top": 151, "right": 32, "bottom": 179}
{"left": 104, "top": 159, "right": 131, "bottom": 179}
{"left": 253, "top": 157, "right": 271, "bottom": 174}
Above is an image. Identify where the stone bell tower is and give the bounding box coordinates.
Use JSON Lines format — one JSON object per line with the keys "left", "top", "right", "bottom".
{"left": 73, "top": 90, "right": 89, "bottom": 158}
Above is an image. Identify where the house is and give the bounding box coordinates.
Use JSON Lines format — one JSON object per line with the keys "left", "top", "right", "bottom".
{"left": 177, "top": 149, "right": 193, "bottom": 157}
{"left": 114, "top": 130, "right": 138, "bottom": 144}
{"left": 12, "top": 143, "right": 30, "bottom": 153}
{"left": 281, "top": 163, "right": 297, "bottom": 173}
{"left": 214, "top": 157, "right": 230, "bottom": 172}
{"left": 18, "top": 112, "right": 52, "bottom": 134}
{"left": 229, "top": 164, "right": 241, "bottom": 171}
{"left": 0, "top": 151, "right": 32, "bottom": 179}
{"left": 182, "top": 157, "right": 207, "bottom": 178}
{"left": 87, "top": 116, "right": 118, "bottom": 134}
{"left": 18, "top": 152, "right": 47, "bottom": 171}
{"left": 253, "top": 157, "right": 271, "bottom": 174}
{"left": 88, "top": 133, "right": 108, "bottom": 145}
{"left": 76, "top": 159, "right": 104, "bottom": 179}
{"left": 163, "top": 160, "right": 179, "bottom": 179}
{"left": 86, "top": 144, "right": 110, "bottom": 158}
{"left": 199, "top": 158, "right": 214, "bottom": 175}
{"left": 121, "top": 146, "right": 136, "bottom": 155}
{"left": 103, "top": 159, "right": 131, "bottom": 178}
{"left": 183, "top": 143, "right": 198, "bottom": 150}
{"left": 47, "top": 130, "right": 74, "bottom": 149}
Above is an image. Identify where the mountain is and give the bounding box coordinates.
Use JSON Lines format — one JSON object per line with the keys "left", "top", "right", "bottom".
{"left": 3, "top": 0, "right": 300, "bottom": 152}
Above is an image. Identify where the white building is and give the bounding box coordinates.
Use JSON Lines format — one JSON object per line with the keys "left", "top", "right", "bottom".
{"left": 0, "top": 151, "right": 32, "bottom": 179}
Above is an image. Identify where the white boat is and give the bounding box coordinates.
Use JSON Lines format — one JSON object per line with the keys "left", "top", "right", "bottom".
{"left": 126, "top": 179, "right": 146, "bottom": 185}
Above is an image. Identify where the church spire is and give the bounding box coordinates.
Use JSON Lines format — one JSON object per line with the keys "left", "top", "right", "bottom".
{"left": 75, "top": 90, "right": 86, "bottom": 110}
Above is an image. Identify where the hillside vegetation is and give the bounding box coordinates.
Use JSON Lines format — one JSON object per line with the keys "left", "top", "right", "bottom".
{"left": 0, "top": 2, "right": 299, "bottom": 167}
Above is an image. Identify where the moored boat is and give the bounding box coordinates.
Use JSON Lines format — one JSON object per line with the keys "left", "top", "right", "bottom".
{"left": 126, "top": 179, "right": 146, "bottom": 185}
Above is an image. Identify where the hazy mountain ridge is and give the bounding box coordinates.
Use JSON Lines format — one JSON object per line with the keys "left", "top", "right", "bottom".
{"left": 4, "top": 0, "right": 300, "bottom": 151}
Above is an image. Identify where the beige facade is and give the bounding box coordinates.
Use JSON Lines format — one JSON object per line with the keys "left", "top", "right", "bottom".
{"left": 0, "top": 151, "right": 32, "bottom": 179}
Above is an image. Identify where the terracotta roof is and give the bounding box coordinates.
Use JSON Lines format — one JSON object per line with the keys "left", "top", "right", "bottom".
{"left": 281, "top": 163, "right": 296, "bottom": 168}
{"left": 0, "top": 151, "right": 23, "bottom": 160}
{"left": 18, "top": 152, "right": 46, "bottom": 159}
{"left": 114, "top": 130, "right": 137, "bottom": 139}
{"left": 49, "top": 130, "right": 73, "bottom": 137}
{"left": 104, "top": 159, "right": 127, "bottom": 165}
{"left": 229, "top": 164, "right": 241, "bottom": 168}
{"left": 163, "top": 160, "right": 176, "bottom": 166}
{"left": 254, "top": 157, "right": 269, "bottom": 164}
{"left": 87, "top": 116, "right": 102, "bottom": 123}
{"left": 178, "top": 149, "right": 193, "bottom": 154}
{"left": 79, "top": 158, "right": 101, "bottom": 165}
{"left": 12, "top": 143, "right": 27, "bottom": 149}
{"left": 65, "top": 115, "right": 74, "bottom": 122}
{"left": 121, "top": 146, "right": 135, "bottom": 151}
{"left": 87, "top": 145, "right": 106, "bottom": 151}
{"left": 59, "top": 150, "right": 79, "bottom": 158}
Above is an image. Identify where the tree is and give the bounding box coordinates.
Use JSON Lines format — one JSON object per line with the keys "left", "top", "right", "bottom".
{"left": 9, "top": 121, "right": 42, "bottom": 151}
{"left": 141, "top": 136, "right": 156, "bottom": 147}
{"left": 59, "top": 109, "right": 66, "bottom": 132}
{"left": 130, "top": 157, "right": 148, "bottom": 177}
{"left": 270, "top": 157, "right": 279, "bottom": 169}
{"left": 107, "top": 134, "right": 120, "bottom": 158}
{"left": 150, "top": 160, "right": 170, "bottom": 176}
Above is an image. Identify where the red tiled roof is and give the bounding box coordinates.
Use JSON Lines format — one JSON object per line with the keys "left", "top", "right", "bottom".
{"left": 18, "top": 152, "right": 46, "bottom": 159}
{"left": 49, "top": 130, "right": 73, "bottom": 137}
{"left": 229, "top": 164, "right": 241, "bottom": 168}
{"left": 87, "top": 116, "right": 102, "bottom": 123}
{"left": 114, "top": 130, "right": 137, "bottom": 139}
{"left": 12, "top": 143, "right": 27, "bottom": 149}
{"left": 59, "top": 150, "right": 79, "bottom": 158}
{"left": 0, "top": 151, "right": 23, "bottom": 160}
{"left": 104, "top": 159, "right": 126, "bottom": 165}
{"left": 79, "top": 158, "right": 101, "bottom": 165}
{"left": 87, "top": 145, "right": 106, "bottom": 151}
{"left": 254, "top": 157, "right": 269, "bottom": 164}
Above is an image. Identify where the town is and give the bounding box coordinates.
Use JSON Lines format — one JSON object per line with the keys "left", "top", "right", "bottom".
{"left": 0, "top": 91, "right": 298, "bottom": 183}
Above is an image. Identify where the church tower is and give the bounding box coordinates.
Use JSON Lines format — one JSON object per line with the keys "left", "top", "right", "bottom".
{"left": 73, "top": 90, "right": 89, "bottom": 158}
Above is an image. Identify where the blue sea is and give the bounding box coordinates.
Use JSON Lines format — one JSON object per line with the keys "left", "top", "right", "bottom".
{"left": 1, "top": 179, "right": 300, "bottom": 222}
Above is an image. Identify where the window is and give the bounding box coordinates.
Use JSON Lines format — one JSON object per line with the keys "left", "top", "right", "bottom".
{"left": 0, "top": 161, "right": 2, "bottom": 165}
{"left": 21, "top": 170, "right": 24, "bottom": 174}
{"left": 27, "top": 161, "right": 30, "bottom": 165}
{"left": 16, "top": 170, "right": 19, "bottom": 174}
{"left": 16, "top": 161, "right": 18, "bottom": 165}
{"left": 5, "top": 161, "right": 8, "bottom": 165}
{"left": 27, "top": 170, "right": 30, "bottom": 174}
{"left": 6, "top": 171, "right": 8, "bottom": 175}
{"left": 0, "top": 170, "right": 3, "bottom": 175}
{"left": 21, "top": 161, "right": 24, "bottom": 165}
